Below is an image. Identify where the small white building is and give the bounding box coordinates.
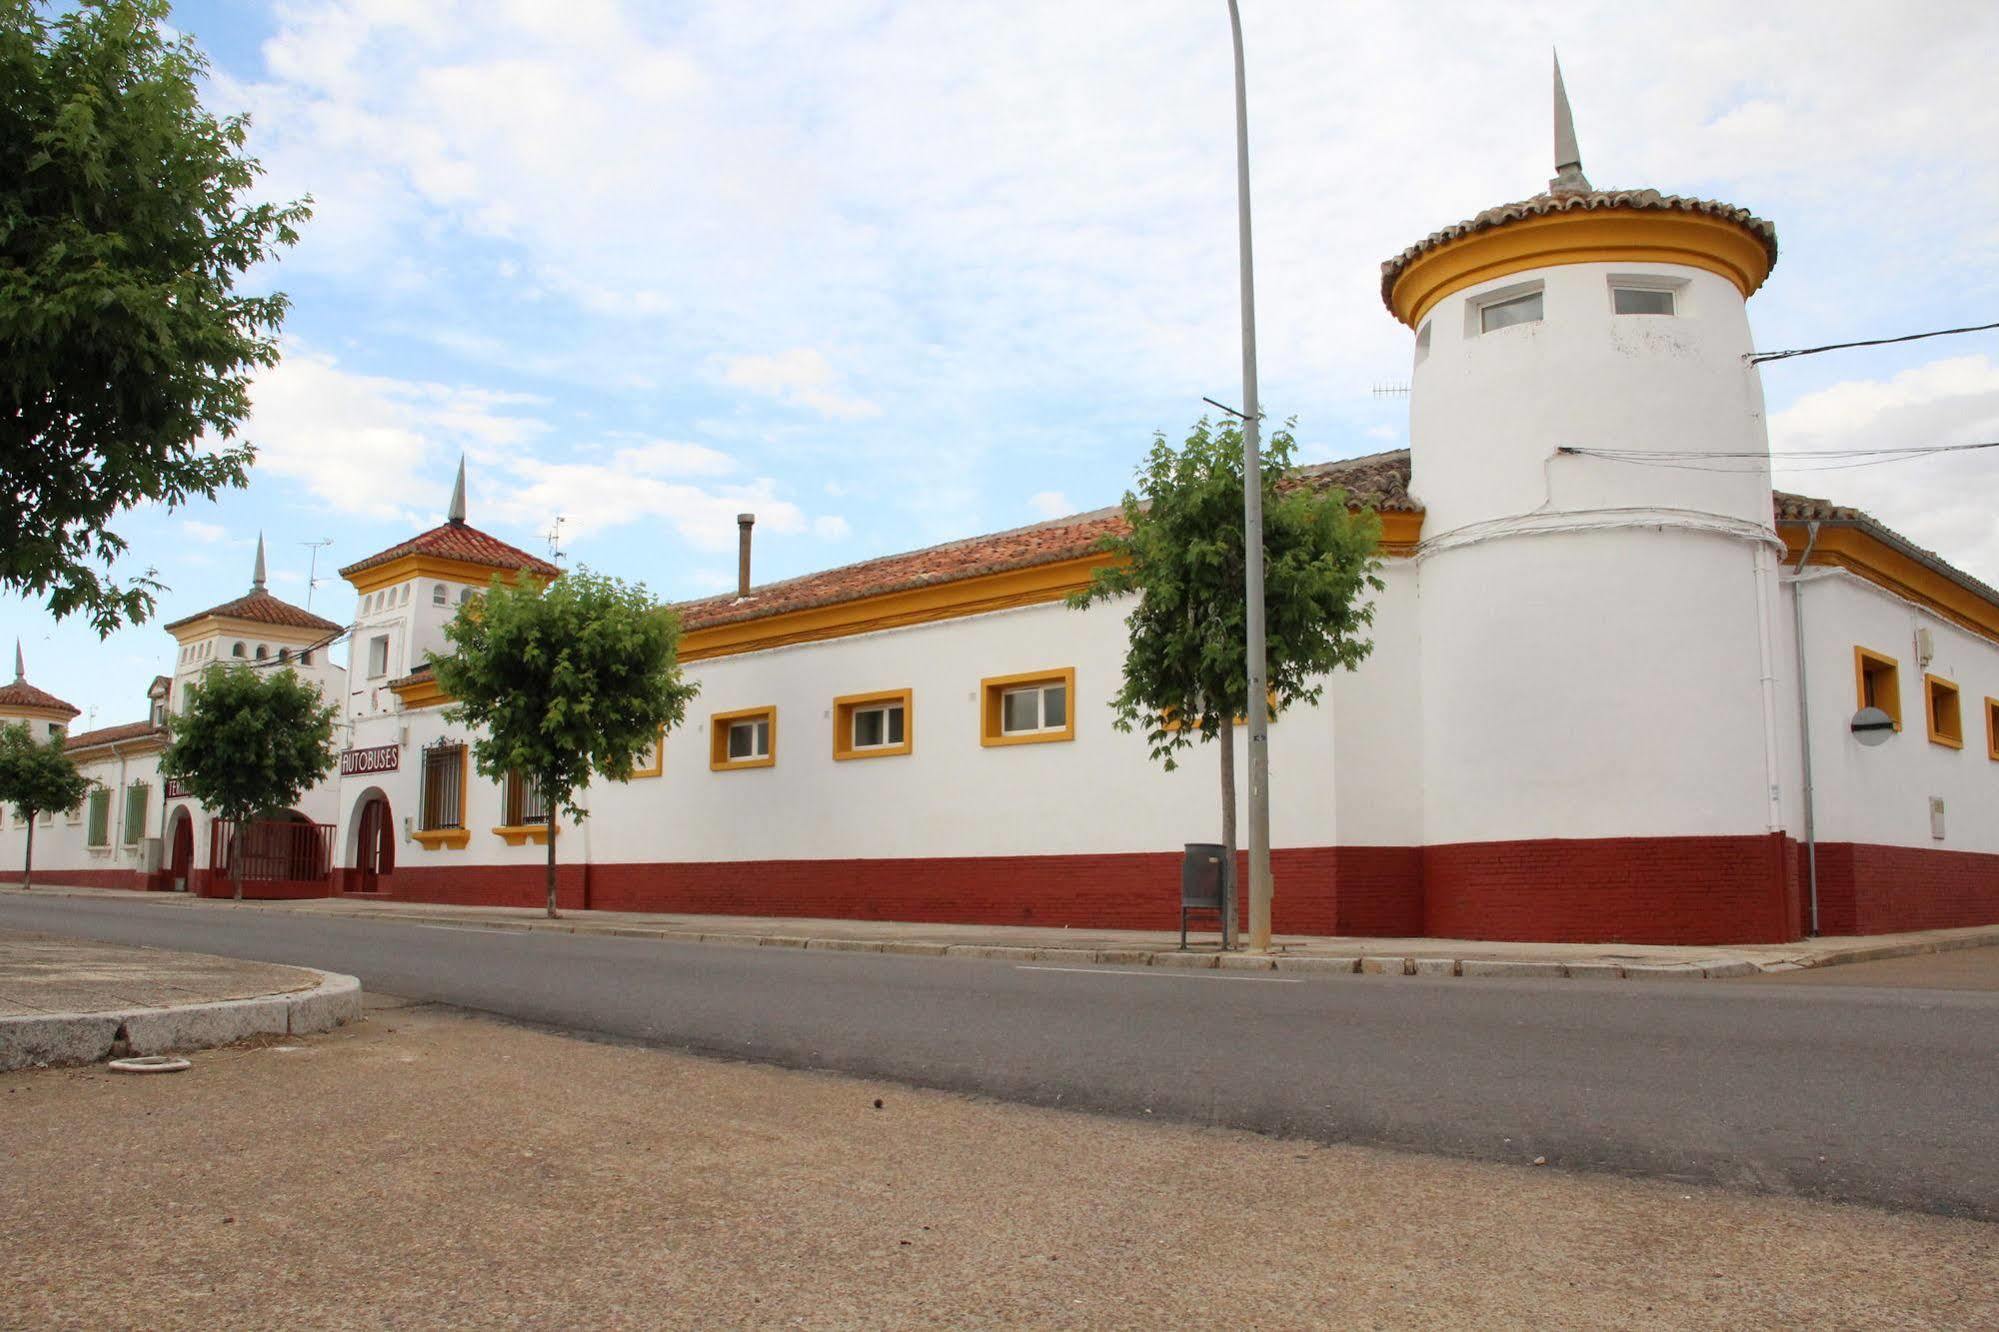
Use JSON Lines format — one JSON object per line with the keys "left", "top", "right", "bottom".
{"left": 7, "top": 71, "right": 1996, "bottom": 942}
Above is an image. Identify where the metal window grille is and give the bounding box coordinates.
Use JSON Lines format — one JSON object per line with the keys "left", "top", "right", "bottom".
{"left": 122, "top": 783, "right": 149, "bottom": 844}
{"left": 420, "top": 744, "right": 465, "bottom": 831}
{"left": 86, "top": 790, "right": 110, "bottom": 847}
{"left": 504, "top": 770, "right": 549, "bottom": 826}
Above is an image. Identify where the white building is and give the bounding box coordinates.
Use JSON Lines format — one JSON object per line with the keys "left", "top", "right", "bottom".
{"left": 6, "top": 72, "right": 1996, "bottom": 942}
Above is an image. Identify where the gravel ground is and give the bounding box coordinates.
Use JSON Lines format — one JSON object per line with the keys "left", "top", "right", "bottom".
{"left": 2, "top": 999, "right": 1992, "bottom": 1330}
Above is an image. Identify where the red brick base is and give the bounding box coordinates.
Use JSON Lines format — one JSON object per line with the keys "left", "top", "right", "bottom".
{"left": 21, "top": 836, "right": 1999, "bottom": 944}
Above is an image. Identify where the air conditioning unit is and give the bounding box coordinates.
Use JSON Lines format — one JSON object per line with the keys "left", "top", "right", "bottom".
{"left": 139, "top": 837, "right": 165, "bottom": 873}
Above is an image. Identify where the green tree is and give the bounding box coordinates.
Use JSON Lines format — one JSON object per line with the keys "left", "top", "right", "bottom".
{"left": 1, "top": 0, "right": 311, "bottom": 633}
{"left": 432, "top": 568, "right": 699, "bottom": 919}
{"left": 0, "top": 721, "right": 91, "bottom": 889}
{"left": 1069, "top": 419, "right": 1383, "bottom": 942}
{"left": 160, "top": 665, "right": 337, "bottom": 900}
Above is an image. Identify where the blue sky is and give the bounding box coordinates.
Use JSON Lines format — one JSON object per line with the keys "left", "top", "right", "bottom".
{"left": 7, "top": 0, "right": 1999, "bottom": 728}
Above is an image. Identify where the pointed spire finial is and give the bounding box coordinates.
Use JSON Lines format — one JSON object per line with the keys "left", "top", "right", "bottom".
{"left": 448, "top": 455, "right": 467, "bottom": 526}
{"left": 251, "top": 533, "right": 267, "bottom": 592}
{"left": 1551, "top": 50, "right": 1590, "bottom": 193}
{"left": 13, "top": 640, "right": 23, "bottom": 683}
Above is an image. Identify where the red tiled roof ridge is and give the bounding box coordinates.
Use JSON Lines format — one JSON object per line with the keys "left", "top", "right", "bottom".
{"left": 340, "top": 521, "right": 562, "bottom": 581}
{"left": 62, "top": 719, "right": 162, "bottom": 752}
{"left": 1379, "top": 186, "right": 1779, "bottom": 313}
{"left": 162, "top": 589, "right": 342, "bottom": 635}
{"left": 0, "top": 679, "right": 81, "bottom": 718}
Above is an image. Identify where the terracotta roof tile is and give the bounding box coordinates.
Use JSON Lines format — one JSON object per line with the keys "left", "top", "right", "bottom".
{"left": 676, "top": 451, "right": 1420, "bottom": 633}
{"left": 340, "top": 521, "right": 562, "bottom": 581}
{"left": 0, "top": 679, "right": 80, "bottom": 718}
{"left": 162, "top": 590, "right": 342, "bottom": 635}
{"left": 1773, "top": 490, "right": 1999, "bottom": 608}
{"left": 62, "top": 720, "right": 162, "bottom": 753}
{"left": 1380, "top": 187, "right": 1779, "bottom": 313}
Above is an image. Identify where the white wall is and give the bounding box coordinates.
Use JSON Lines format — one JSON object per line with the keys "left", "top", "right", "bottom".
{"left": 1792, "top": 572, "right": 1999, "bottom": 853}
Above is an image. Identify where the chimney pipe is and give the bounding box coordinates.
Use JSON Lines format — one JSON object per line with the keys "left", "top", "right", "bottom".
{"left": 736, "top": 513, "right": 755, "bottom": 597}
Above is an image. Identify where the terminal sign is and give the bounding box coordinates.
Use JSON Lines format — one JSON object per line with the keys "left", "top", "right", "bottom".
{"left": 340, "top": 743, "right": 401, "bottom": 776}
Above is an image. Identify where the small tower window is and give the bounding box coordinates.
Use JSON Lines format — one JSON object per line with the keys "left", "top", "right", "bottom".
{"left": 1612, "top": 286, "right": 1676, "bottom": 316}
{"left": 433, "top": 583, "right": 448, "bottom": 606}
{"left": 1477, "top": 289, "right": 1543, "bottom": 334}
{"left": 254, "top": 645, "right": 268, "bottom": 660}
{"left": 231, "top": 642, "right": 245, "bottom": 658}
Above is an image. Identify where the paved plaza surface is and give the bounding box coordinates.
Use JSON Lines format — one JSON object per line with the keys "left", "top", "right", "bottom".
{"left": 4, "top": 890, "right": 1996, "bottom": 1219}
{"left": 4, "top": 999, "right": 1993, "bottom": 1330}
{"left": 0, "top": 929, "right": 315, "bottom": 1017}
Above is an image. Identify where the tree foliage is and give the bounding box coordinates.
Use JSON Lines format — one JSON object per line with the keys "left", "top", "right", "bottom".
{"left": 1, "top": 0, "right": 311, "bottom": 633}
{"left": 0, "top": 721, "right": 90, "bottom": 888}
{"left": 432, "top": 568, "right": 699, "bottom": 918}
{"left": 160, "top": 664, "right": 338, "bottom": 898}
{"left": 1072, "top": 418, "right": 1383, "bottom": 761}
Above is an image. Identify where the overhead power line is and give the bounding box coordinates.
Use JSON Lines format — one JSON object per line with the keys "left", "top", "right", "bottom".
{"left": 1747, "top": 320, "right": 1999, "bottom": 365}
{"left": 1558, "top": 440, "right": 1999, "bottom": 474}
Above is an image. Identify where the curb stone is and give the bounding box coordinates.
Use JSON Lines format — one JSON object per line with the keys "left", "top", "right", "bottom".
{"left": 0, "top": 969, "right": 360, "bottom": 1072}
{"left": 1563, "top": 962, "right": 1626, "bottom": 981}
{"left": 1458, "top": 959, "right": 1568, "bottom": 980}
{"left": 1152, "top": 951, "right": 1220, "bottom": 969}
{"left": 1410, "top": 958, "right": 1459, "bottom": 978}
{"left": 1360, "top": 956, "right": 1410, "bottom": 976}
{"left": 1273, "top": 956, "right": 1359, "bottom": 975}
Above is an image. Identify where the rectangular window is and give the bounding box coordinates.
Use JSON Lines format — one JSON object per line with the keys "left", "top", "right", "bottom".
{"left": 1925, "top": 674, "right": 1963, "bottom": 749}
{"left": 1986, "top": 698, "right": 1999, "bottom": 761}
{"left": 833, "top": 689, "right": 913, "bottom": 761}
{"left": 1478, "top": 290, "right": 1543, "bottom": 334}
{"left": 632, "top": 727, "right": 665, "bottom": 779}
{"left": 367, "top": 634, "right": 390, "bottom": 678}
{"left": 122, "top": 783, "right": 149, "bottom": 845}
{"left": 981, "top": 669, "right": 1077, "bottom": 747}
{"left": 1612, "top": 286, "right": 1676, "bottom": 315}
{"left": 85, "top": 789, "right": 110, "bottom": 848}
{"left": 1854, "top": 648, "right": 1901, "bottom": 730}
{"left": 419, "top": 743, "right": 467, "bottom": 832}
{"left": 710, "top": 706, "right": 777, "bottom": 771}
{"left": 502, "top": 770, "right": 549, "bottom": 826}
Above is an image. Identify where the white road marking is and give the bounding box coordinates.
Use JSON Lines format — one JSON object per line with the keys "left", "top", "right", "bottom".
{"left": 1016, "top": 964, "right": 1301, "bottom": 983}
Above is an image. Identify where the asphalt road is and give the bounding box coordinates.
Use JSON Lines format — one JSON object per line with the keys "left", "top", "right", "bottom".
{"left": 5, "top": 892, "right": 1996, "bottom": 1220}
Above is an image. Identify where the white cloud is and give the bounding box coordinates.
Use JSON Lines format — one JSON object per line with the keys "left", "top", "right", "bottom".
{"left": 1770, "top": 355, "right": 1999, "bottom": 583}
{"left": 718, "top": 349, "right": 881, "bottom": 422}
{"left": 812, "top": 515, "right": 851, "bottom": 540}
{"left": 180, "top": 520, "right": 232, "bottom": 544}
{"left": 1027, "top": 491, "right": 1072, "bottom": 519}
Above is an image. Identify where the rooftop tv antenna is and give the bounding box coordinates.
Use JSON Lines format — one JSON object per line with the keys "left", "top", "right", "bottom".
{"left": 300, "top": 538, "right": 334, "bottom": 610}
{"left": 545, "top": 515, "right": 567, "bottom": 564}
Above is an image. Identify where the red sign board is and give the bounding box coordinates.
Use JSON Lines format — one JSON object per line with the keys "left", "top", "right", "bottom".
{"left": 164, "top": 777, "right": 192, "bottom": 800}
{"left": 340, "top": 744, "right": 401, "bottom": 776}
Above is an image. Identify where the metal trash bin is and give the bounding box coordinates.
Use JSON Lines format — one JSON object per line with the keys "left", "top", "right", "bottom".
{"left": 1180, "top": 842, "right": 1228, "bottom": 949}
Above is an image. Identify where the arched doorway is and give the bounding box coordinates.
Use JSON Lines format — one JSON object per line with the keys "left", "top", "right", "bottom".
{"left": 167, "top": 809, "right": 195, "bottom": 892}
{"left": 351, "top": 792, "right": 394, "bottom": 893}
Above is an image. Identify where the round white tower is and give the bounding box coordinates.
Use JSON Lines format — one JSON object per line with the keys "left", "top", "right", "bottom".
{"left": 1384, "top": 58, "right": 1796, "bottom": 943}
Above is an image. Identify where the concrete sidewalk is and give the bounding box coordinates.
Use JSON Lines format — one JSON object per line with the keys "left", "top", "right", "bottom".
{"left": 0, "top": 928, "right": 361, "bottom": 1070}
{"left": 8, "top": 882, "right": 1995, "bottom": 980}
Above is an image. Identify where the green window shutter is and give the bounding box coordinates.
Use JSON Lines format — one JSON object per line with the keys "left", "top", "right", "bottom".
{"left": 86, "top": 790, "right": 110, "bottom": 847}
{"left": 123, "top": 784, "right": 149, "bottom": 844}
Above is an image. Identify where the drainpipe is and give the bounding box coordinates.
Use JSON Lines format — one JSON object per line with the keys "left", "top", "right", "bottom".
{"left": 1790, "top": 521, "right": 1822, "bottom": 936}
{"left": 1752, "top": 544, "right": 1784, "bottom": 834}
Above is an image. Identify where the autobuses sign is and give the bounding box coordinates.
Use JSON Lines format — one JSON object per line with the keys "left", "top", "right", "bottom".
{"left": 340, "top": 744, "right": 401, "bottom": 777}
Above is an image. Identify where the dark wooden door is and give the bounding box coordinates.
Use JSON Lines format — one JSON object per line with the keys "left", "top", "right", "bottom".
{"left": 355, "top": 799, "right": 392, "bottom": 892}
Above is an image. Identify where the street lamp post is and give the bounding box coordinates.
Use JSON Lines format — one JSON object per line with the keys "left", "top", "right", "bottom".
{"left": 1226, "top": 0, "right": 1274, "bottom": 951}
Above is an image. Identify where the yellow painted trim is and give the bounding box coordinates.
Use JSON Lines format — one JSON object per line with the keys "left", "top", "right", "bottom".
{"left": 710, "top": 705, "right": 777, "bottom": 771}
{"left": 1985, "top": 697, "right": 1999, "bottom": 762}
{"left": 1790, "top": 525, "right": 1999, "bottom": 647}
{"left": 631, "top": 727, "right": 665, "bottom": 779}
{"left": 1377, "top": 510, "right": 1423, "bottom": 557}
{"left": 169, "top": 614, "right": 330, "bottom": 647}
{"left": 345, "top": 553, "right": 558, "bottom": 597}
{"left": 390, "top": 675, "right": 452, "bottom": 710}
{"left": 492, "top": 823, "right": 554, "bottom": 846}
{"left": 412, "top": 828, "right": 470, "bottom": 850}
{"left": 980, "top": 668, "right": 1077, "bottom": 747}
{"left": 833, "top": 689, "right": 914, "bottom": 761}
{"left": 1923, "top": 673, "right": 1964, "bottom": 750}
{"left": 1853, "top": 647, "right": 1903, "bottom": 731}
{"left": 1388, "top": 208, "right": 1775, "bottom": 330}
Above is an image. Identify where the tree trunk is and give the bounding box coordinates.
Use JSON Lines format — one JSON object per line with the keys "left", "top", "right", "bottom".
{"left": 232, "top": 823, "right": 244, "bottom": 901}
{"left": 1219, "top": 721, "right": 1238, "bottom": 950}
{"left": 22, "top": 814, "right": 34, "bottom": 891}
{"left": 545, "top": 791, "right": 559, "bottom": 920}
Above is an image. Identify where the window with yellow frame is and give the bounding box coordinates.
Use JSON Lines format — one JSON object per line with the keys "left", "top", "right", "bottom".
{"left": 1924, "top": 674, "right": 1963, "bottom": 749}
{"left": 833, "top": 689, "right": 912, "bottom": 760}
{"left": 1853, "top": 647, "right": 1901, "bottom": 730}
{"left": 631, "top": 726, "right": 665, "bottom": 779}
{"left": 1986, "top": 697, "right": 1999, "bottom": 762}
{"left": 709, "top": 706, "right": 776, "bottom": 770}
{"left": 980, "top": 669, "right": 1075, "bottom": 746}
